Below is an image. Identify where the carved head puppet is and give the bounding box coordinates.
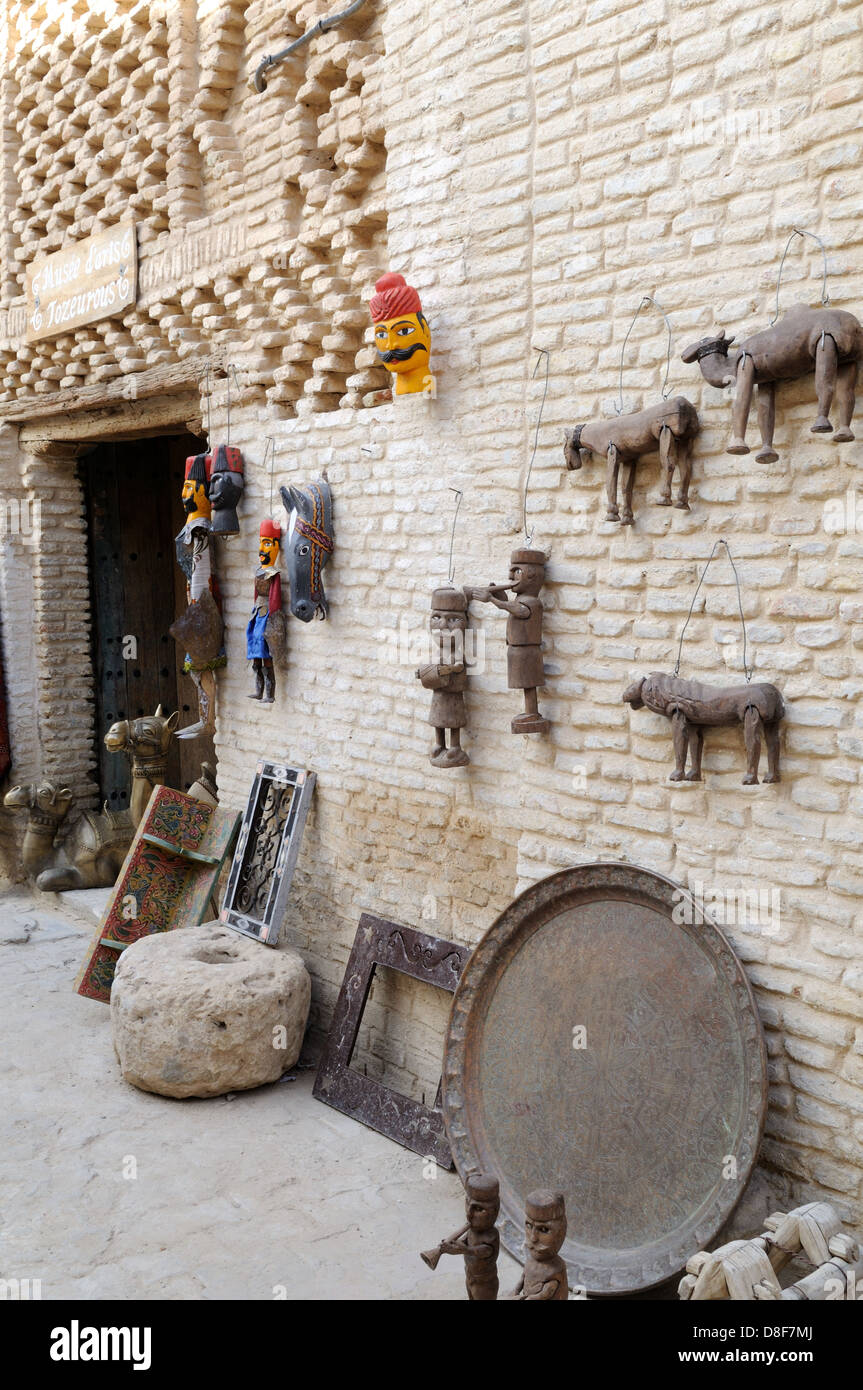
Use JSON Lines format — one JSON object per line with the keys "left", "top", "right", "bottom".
{"left": 182, "top": 452, "right": 212, "bottom": 526}
{"left": 524, "top": 1190, "right": 567, "bottom": 1261}
{"left": 209, "top": 444, "right": 245, "bottom": 536}
{"left": 259, "top": 516, "right": 282, "bottom": 569}
{"left": 508, "top": 548, "right": 546, "bottom": 598}
{"left": 464, "top": 1173, "right": 500, "bottom": 1232}
{"left": 430, "top": 585, "right": 467, "bottom": 662}
{"left": 278, "top": 477, "right": 334, "bottom": 622}
{"left": 369, "top": 272, "right": 432, "bottom": 396}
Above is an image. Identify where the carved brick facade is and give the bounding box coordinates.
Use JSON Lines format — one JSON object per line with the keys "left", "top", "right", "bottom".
{"left": 1, "top": 0, "right": 863, "bottom": 1231}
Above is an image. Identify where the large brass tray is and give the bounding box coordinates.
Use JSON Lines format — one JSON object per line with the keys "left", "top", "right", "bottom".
{"left": 442, "top": 864, "right": 767, "bottom": 1295}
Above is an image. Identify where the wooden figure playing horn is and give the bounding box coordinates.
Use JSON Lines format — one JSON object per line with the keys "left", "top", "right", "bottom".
{"left": 467, "top": 548, "right": 550, "bottom": 735}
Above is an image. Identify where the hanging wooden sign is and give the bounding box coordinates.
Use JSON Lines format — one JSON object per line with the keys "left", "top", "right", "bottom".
{"left": 25, "top": 220, "right": 137, "bottom": 342}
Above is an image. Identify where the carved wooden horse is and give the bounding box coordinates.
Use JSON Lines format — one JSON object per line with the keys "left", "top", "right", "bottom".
{"left": 682, "top": 304, "right": 863, "bottom": 463}
{"left": 623, "top": 672, "right": 784, "bottom": 785}
{"left": 279, "top": 477, "right": 334, "bottom": 620}
{"left": 103, "top": 705, "right": 179, "bottom": 826}
{"left": 564, "top": 397, "right": 699, "bottom": 524}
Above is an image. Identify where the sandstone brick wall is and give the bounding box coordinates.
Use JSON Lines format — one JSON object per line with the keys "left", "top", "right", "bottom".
{"left": 0, "top": 0, "right": 862, "bottom": 1228}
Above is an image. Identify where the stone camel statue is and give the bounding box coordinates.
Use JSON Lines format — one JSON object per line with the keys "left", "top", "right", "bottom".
{"left": 681, "top": 303, "right": 863, "bottom": 463}
{"left": 563, "top": 396, "right": 699, "bottom": 524}
{"left": 4, "top": 707, "right": 218, "bottom": 892}
{"left": 3, "top": 780, "right": 133, "bottom": 891}
{"left": 622, "top": 672, "right": 784, "bottom": 785}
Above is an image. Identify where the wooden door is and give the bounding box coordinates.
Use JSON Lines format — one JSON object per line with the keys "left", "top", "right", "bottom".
{"left": 81, "top": 432, "right": 216, "bottom": 810}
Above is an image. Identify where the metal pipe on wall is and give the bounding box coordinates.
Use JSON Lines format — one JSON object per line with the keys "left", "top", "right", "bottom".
{"left": 253, "top": 0, "right": 369, "bottom": 93}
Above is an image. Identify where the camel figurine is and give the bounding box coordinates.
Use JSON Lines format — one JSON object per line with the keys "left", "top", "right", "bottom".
{"left": 622, "top": 672, "right": 784, "bottom": 785}
{"left": 3, "top": 707, "right": 217, "bottom": 893}
{"left": 681, "top": 304, "right": 863, "bottom": 463}
{"left": 3, "top": 780, "right": 134, "bottom": 891}
{"left": 104, "top": 705, "right": 180, "bottom": 826}
{"left": 563, "top": 396, "right": 699, "bottom": 524}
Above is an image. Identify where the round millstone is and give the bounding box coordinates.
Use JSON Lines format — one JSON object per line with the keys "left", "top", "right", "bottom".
{"left": 110, "top": 921, "right": 311, "bottom": 1099}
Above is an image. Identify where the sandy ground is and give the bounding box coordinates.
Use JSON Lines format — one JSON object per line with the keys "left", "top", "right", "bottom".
{"left": 0, "top": 886, "right": 521, "bottom": 1301}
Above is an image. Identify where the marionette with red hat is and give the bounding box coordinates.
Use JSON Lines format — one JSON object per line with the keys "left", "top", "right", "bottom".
{"left": 246, "top": 516, "right": 286, "bottom": 704}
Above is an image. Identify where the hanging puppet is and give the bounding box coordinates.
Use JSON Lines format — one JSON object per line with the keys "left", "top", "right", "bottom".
{"left": 416, "top": 585, "right": 471, "bottom": 768}
{"left": 209, "top": 443, "right": 245, "bottom": 537}
{"left": 278, "top": 477, "right": 334, "bottom": 621}
{"left": 247, "top": 517, "right": 286, "bottom": 704}
{"left": 169, "top": 452, "right": 225, "bottom": 738}
{"left": 466, "top": 548, "right": 550, "bottom": 735}
{"left": 369, "top": 272, "right": 435, "bottom": 397}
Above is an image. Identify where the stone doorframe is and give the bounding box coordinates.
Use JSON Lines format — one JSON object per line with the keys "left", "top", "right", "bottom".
{"left": 2, "top": 360, "right": 214, "bottom": 810}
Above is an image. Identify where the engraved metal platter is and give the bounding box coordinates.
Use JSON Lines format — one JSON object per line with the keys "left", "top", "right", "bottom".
{"left": 442, "top": 864, "right": 767, "bottom": 1296}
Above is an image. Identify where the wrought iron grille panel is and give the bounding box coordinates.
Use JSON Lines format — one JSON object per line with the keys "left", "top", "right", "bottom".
{"left": 220, "top": 761, "right": 315, "bottom": 946}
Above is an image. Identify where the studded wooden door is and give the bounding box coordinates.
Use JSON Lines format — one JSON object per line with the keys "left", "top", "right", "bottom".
{"left": 81, "top": 433, "right": 215, "bottom": 811}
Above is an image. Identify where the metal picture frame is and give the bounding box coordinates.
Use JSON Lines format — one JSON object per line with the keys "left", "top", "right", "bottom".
{"left": 313, "top": 913, "right": 471, "bottom": 1168}
{"left": 220, "top": 761, "right": 315, "bottom": 946}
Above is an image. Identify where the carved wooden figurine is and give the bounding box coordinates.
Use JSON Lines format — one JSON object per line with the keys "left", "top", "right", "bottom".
{"left": 170, "top": 452, "right": 225, "bottom": 738}
{"left": 679, "top": 1201, "right": 861, "bottom": 1301}
{"left": 421, "top": 1173, "right": 500, "bottom": 1300}
{"left": 681, "top": 304, "right": 863, "bottom": 463}
{"left": 369, "top": 272, "right": 434, "bottom": 397}
{"left": 467, "top": 549, "right": 549, "bottom": 735}
{"left": 623, "top": 672, "right": 785, "bottom": 785}
{"left": 509, "top": 1190, "right": 569, "bottom": 1301}
{"left": 416, "top": 585, "right": 470, "bottom": 768}
{"left": 564, "top": 397, "right": 698, "bottom": 524}
{"left": 208, "top": 443, "right": 245, "bottom": 537}
{"left": 246, "top": 518, "right": 286, "bottom": 705}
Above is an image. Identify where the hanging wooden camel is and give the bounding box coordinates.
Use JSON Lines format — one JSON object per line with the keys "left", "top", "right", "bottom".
{"left": 564, "top": 296, "right": 699, "bottom": 524}
{"left": 681, "top": 304, "right": 863, "bottom": 463}
{"left": 564, "top": 396, "right": 699, "bottom": 524}
{"left": 622, "top": 673, "right": 785, "bottom": 785}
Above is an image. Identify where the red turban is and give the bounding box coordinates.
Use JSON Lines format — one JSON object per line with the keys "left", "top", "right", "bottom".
{"left": 369, "top": 272, "right": 423, "bottom": 323}
{"left": 260, "top": 517, "right": 282, "bottom": 541}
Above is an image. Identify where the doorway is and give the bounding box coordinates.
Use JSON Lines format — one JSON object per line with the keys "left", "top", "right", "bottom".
{"left": 80, "top": 432, "right": 217, "bottom": 810}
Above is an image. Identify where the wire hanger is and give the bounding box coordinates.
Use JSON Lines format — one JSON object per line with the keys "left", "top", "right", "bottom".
{"left": 674, "top": 539, "right": 752, "bottom": 682}
{"left": 617, "top": 295, "right": 673, "bottom": 415}
{"left": 770, "top": 228, "right": 830, "bottom": 326}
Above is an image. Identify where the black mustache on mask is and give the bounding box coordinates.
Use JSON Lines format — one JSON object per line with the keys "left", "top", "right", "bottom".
{"left": 379, "top": 343, "right": 425, "bottom": 363}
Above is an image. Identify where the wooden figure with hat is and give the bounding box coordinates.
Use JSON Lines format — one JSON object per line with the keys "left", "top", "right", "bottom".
{"left": 420, "top": 1172, "right": 501, "bottom": 1300}
{"left": 416, "top": 584, "right": 471, "bottom": 768}
{"left": 509, "top": 1190, "right": 569, "bottom": 1301}
{"left": 369, "top": 272, "right": 434, "bottom": 397}
{"left": 467, "top": 548, "right": 550, "bottom": 735}
{"left": 246, "top": 516, "right": 286, "bottom": 704}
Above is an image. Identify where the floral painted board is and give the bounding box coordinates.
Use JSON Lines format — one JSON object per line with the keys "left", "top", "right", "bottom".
{"left": 75, "top": 786, "right": 239, "bottom": 1003}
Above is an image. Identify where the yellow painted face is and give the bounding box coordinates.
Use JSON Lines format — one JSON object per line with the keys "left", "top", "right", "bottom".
{"left": 182, "top": 479, "right": 211, "bottom": 522}
{"left": 259, "top": 536, "right": 280, "bottom": 567}
{"left": 373, "top": 313, "right": 431, "bottom": 377}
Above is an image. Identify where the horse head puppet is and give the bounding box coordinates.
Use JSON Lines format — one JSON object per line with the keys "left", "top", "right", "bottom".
{"left": 278, "top": 477, "right": 334, "bottom": 622}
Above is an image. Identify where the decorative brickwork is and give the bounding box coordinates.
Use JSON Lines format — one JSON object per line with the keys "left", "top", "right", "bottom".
{"left": 0, "top": 0, "right": 862, "bottom": 1226}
